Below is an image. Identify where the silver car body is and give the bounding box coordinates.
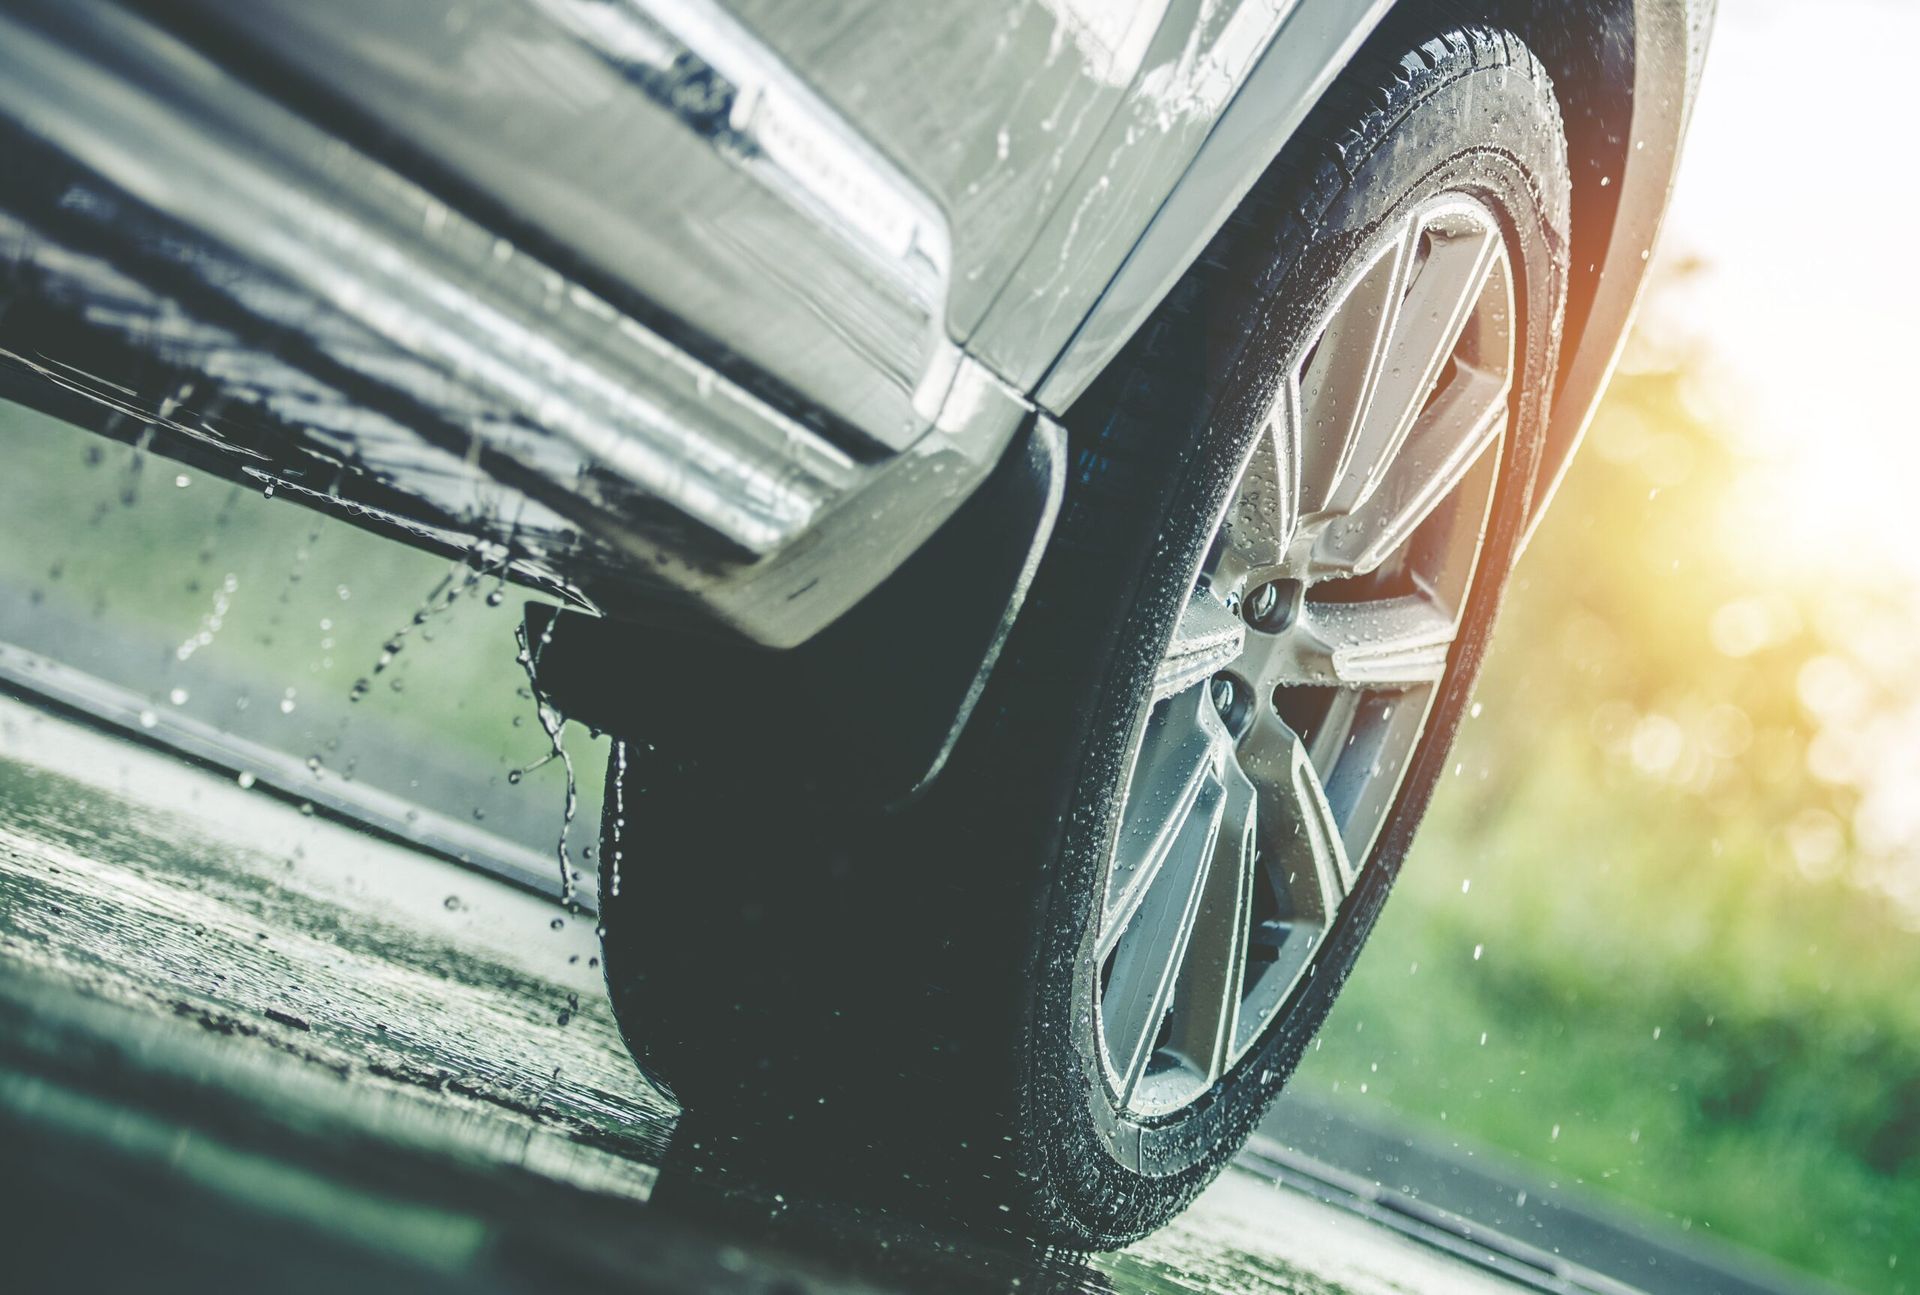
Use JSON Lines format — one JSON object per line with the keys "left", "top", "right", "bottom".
{"left": 0, "top": 0, "right": 1712, "bottom": 647}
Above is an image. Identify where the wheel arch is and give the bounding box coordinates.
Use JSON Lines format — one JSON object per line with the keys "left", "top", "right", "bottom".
{"left": 1035, "top": 0, "right": 1712, "bottom": 547}
{"left": 1495, "top": 0, "right": 1714, "bottom": 547}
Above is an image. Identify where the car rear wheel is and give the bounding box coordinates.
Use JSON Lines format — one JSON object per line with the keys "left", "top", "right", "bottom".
{"left": 597, "top": 20, "right": 1569, "bottom": 1248}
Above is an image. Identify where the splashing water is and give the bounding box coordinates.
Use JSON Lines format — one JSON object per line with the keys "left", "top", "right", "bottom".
{"left": 351, "top": 547, "right": 507, "bottom": 702}
{"left": 515, "top": 615, "right": 579, "bottom": 911}
{"left": 176, "top": 573, "right": 238, "bottom": 662}
{"left": 608, "top": 739, "right": 627, "bottom": 899}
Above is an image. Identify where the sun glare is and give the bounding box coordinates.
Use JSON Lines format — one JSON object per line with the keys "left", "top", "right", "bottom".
{"left": 1655, "top": 0, "right": 1920, "bottom": 587}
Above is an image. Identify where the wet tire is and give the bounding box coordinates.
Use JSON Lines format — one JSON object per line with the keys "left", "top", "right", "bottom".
{"left": 598, "top": 20, "right": 1569, "bottom": 1249}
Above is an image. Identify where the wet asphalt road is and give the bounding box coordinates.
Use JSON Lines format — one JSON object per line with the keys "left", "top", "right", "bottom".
{"left": 0, "top": 692, "right": 1557, "bottom": 1295}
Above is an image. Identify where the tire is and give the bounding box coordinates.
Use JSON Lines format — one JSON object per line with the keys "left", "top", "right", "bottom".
{"left": 598, "top": 20, "right": 1570, "bottom": 1249}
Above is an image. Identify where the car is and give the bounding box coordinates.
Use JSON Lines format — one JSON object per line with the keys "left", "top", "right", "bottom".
{"left": 0, "top": 0, "right": 1711, "bottom": 1249}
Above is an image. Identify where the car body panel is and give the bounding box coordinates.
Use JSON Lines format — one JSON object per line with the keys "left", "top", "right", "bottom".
{"left": 0, "top": 0, "right": 1029, "bottom": 648}
{"left": 0, "top": 0, "right": 1711, "bottom": 657}
{"left": 1005, "top": 0, "right": 1386, "bottom": 397}
{"left": 714, "top": 0, "right": 1169, "bottom": 339}
{"left": 163, "top": 0, "right": 960, "bottom": 454}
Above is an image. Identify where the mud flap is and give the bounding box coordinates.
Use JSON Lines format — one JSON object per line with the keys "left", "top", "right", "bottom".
{"left": 523, "top": 416, "right": 1065, "bottom": 806}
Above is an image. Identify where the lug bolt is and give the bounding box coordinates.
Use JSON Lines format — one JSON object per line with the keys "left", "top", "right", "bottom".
{"left": 1211, "top": 675, "right": 1237, "bottom": 716}
{"left": 1245, "top": 579, "right": 1300, "bottom": 631}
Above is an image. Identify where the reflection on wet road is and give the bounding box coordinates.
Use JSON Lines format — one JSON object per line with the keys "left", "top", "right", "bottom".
{"left": 0, "top": 693, "right": 1544, "bottom": 1295}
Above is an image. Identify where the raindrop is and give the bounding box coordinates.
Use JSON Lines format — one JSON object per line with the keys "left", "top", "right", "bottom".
{"left": 235, "top": 771, "right": 256, "bottom": 789}
{"left": 174, "top": 473, "right": 191, "bottom": 488}
{"left": 137, "top": 708, "right": 158, "bottom": 729}
{"left": 550, "top": 917, "right": 565, "bottom": 931}
{"left": 176, "top": 575, "right": 237, "bottom": 662}
{"left": 1472, "top": 944, "right": 1484, "bottom": 960}
{"left": 169, "top": 687, "right": 190, "bottom": 706}
{"left": 507, "top": 769, "right": 523, "bottom": 785}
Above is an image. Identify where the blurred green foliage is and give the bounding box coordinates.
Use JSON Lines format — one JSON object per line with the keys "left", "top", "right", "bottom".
{"left": 1298, "top": 342, "right": 1920, "bottom": 1291}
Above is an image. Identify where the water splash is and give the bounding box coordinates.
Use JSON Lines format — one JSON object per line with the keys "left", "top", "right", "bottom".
{"left": 351, "top": 548, "right": 506, "bottom": 702}
{"left": 515, "top": 614, "right": 578, "bottom": 911}
{"left": 608, "top": 739, "right": 627, "bottom": 899}
{"left": 176, "top": 572, "right": 238, "bottom": 662}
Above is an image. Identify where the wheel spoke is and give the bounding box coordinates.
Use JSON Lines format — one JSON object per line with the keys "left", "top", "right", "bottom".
{"left": 1153, "top": 586, "right": 1246, "bottom": 702}
{"left": 1239, "top": 712, "right": 1350, "bottom": 917}
{"left": 1317, "top": 686, "right": 1435, "bottom": 864}
{"left": 1320, "top": 216, "right": 1502, "bottom": 521}
{"left": 1165, "top": 754, "right": 1258, "bottom": 1083}
{"left": 1101, "top": 772, "right": 1225, "bottom": 1101}
{"left": 1103, "top": 691, "right": 1225, "bottom": 952}
{"left": 1247, "top": 590, "right": 1457, "bottom": 691}
{"left": 1283, "top": 720, "right": 1359, "bottom": 900}
{"left": 1211, "top": 384, "right": 1300, "bottom": 594}
{"left": 1296, "top": 226, "right": 1415, "bottom": 518}
{"left": 1304, "top": 688, "right": 1366, "bottom": 778}
{"left": 1312, "top": 246, "right": 1513, "bottom": 579}
{"left": 1312, "top": 375, "right": 1507, "bottom": 579}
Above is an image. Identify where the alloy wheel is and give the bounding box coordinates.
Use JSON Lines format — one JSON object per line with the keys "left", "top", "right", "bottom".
{"left": 1096, "top": 194, "right": 1516, "bottom": 1118}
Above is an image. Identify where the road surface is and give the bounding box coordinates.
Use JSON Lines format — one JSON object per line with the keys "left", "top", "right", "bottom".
{"left": 0, "top": 691, "right": 1624, "bottom": 1294}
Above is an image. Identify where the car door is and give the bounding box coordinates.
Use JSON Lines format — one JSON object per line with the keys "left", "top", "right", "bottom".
{"left": 716, "top": 0, "right": 1174, "bottom": 338}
